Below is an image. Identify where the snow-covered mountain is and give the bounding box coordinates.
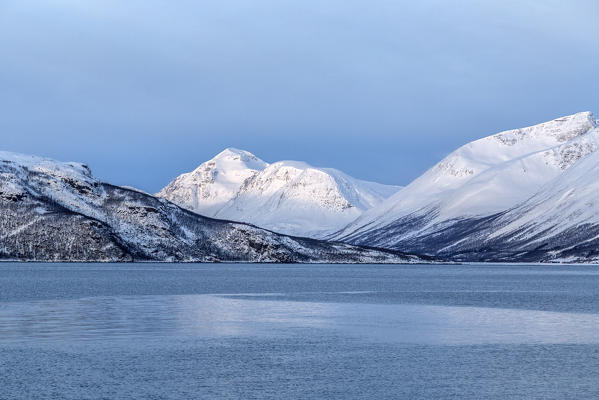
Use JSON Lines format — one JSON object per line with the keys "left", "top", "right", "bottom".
{"left": 8, "top": 111, "right": 599, "bottom": 263}
{"left": 0, "top": 151, "right": 423, "bottom": 263}
{"left": 334, "top": 112, "right": 599, "bottom": 262}
{"left": 438, "top": 147, "right": 599, "bottom": 263}
{"left": 157, "top": 148, "right": 401, "bottom": 237}
{"left": 156, "top": 148, "right": 268, "bottom": 217}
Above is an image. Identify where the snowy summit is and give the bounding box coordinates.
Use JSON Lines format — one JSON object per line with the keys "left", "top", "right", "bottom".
{"left": 157, "top": 148, "right": 401, "bottom": 238}
{"left": 334, "top": 111, "right": 599, "bottom": 262}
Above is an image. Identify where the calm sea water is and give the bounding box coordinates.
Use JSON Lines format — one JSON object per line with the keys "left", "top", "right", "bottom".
{"left": 1, "top": 263, "right": 599, "bottom": 399}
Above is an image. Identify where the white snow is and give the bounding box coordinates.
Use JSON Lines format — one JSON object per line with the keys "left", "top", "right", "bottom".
{"left": 336, "top": 111, "right": 599, "bottom": 242}
{"left": 488, "top": 147, "right": 599, "bottom": 243}
{"left": 0, "top": 150, "right": 103, "bottom": 216}
{"left": 157, "top": 148, "right": 401, "bottom": 238}
{"left": 156, "top": 148, "right": 268, "bottom": 217}
{"left": 0, "top": 151, "right": 94, "bottom": 182}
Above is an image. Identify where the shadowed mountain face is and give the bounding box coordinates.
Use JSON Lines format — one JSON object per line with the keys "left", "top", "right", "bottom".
{"left": 0, "top": 152, "right": 422, "bottom": 263}
{"left": 333, "top": 112, "right": 599, "bottom": 263}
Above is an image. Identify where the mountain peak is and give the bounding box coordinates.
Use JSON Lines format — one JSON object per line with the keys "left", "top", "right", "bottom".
{"left": 334, "top": 110, "right": 599, "bottom": 253}
{"left": 205, "top": 148, "right": 268, "bottom": 173}
{"left": 157, "top": 150, "right": 401, "bottom": 237}
{"left": 213, "top": 147, "right": 262, "bottom": 162}
{"left": 215, "top": 147, "right": 250, "bottom": 158}
{"left": 488, "top": 111, "right": 596, "bottom": 147}
{"left": 156, "top": 150, "right": 266, "bottom": 216}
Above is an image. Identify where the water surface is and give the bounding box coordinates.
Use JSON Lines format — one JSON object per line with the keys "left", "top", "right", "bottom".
{"left": 1, "top": 263, "right": 599, "bottom": 399}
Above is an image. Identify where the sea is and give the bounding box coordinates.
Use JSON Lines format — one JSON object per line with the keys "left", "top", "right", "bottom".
{"left": 1, "top": 263, "right": 599, "bottom": 399}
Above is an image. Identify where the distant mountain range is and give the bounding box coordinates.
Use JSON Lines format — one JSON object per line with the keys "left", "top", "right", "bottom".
{"left": 3, "top": 111, "right": 599, "bottom": 263}
{"left": 157, "top": 148, "right": 400, "bottom": 238}
{"left": 0, "top": 152, "right": 422, "bottom": 263}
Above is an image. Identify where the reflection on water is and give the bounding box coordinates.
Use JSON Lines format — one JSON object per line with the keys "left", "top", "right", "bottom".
{"left": 1, "top": 293, "right": 598, "bottom": 345}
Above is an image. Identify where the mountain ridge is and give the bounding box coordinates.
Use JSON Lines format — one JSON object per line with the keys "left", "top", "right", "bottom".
{"left": 0, "top": 150, "right": 423, "bottom": 263}
{"left": 157, "top": 148, "right": 401, "bottom": 238}
{"left": 332, "top": 111, "right": 599, "bottom": 262}
{"left": 4, "top": 111, "right": 599, "bottom": 263}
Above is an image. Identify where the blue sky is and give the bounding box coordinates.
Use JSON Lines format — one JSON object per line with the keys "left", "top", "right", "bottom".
{"left": 1, "top": 0, "right": 597, "bottom": 192}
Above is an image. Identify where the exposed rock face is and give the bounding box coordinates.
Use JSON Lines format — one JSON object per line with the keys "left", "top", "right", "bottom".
{"left": 0, "top": 152, "right": 421, "bottom": 263}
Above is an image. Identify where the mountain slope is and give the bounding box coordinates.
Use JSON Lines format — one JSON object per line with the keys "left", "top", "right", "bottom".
{"left": 454, "top": 148, "right": 599, "bottom": 262}
{"left": 388, "top": 148, "right": 599, "bottom": 263}
{"left": 0, "top": 151, "right": 423, "bottom": 263}
{"left": 158, "top": 149, "right": 401, "bottom": 237}
{"left": 333, "top": 112, "right": 599, "bottom": 261}
{"left": 157, "top": 148, "right": 268, "bottom": 217}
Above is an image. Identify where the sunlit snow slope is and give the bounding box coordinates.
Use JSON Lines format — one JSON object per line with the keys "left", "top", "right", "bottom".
{"left": 158, "top": 148, "right": 400, "bottom": 238}
{"left": 334, "top": 112, "right": 599, "bottom": 262}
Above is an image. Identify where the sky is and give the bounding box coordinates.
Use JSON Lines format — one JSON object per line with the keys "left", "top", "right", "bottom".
{"left": 1, "top": 0, "right": 598, "bottom": 192}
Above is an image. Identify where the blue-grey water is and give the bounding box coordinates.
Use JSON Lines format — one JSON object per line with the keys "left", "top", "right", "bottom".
{"left": 1, "top": 263, "right": 599, "bottom": 399}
